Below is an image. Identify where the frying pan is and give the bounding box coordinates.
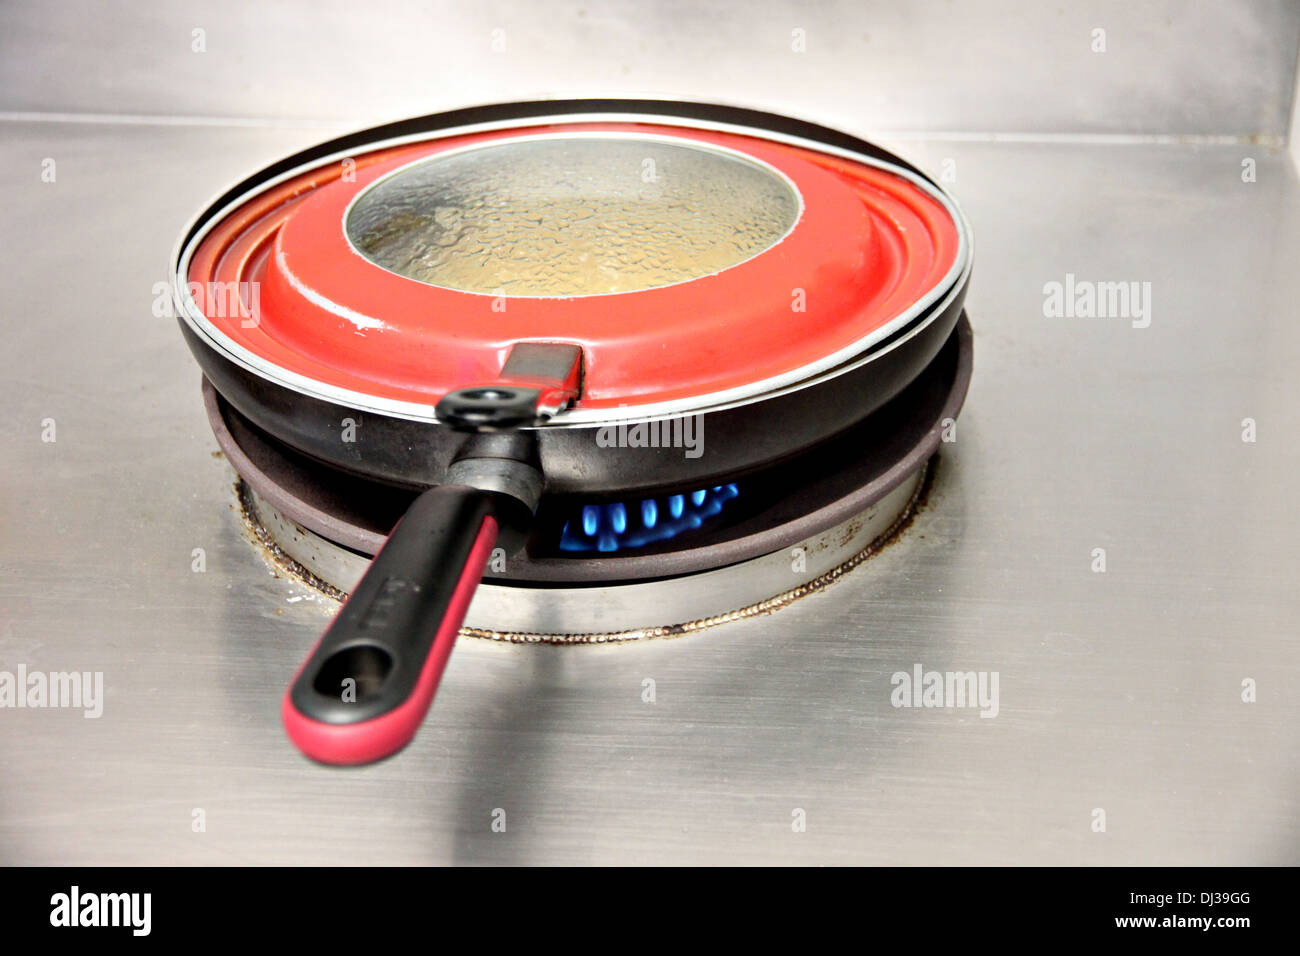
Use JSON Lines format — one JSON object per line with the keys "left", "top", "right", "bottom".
{"left": 171, "top": 99, "right": 972, "bottom": 764}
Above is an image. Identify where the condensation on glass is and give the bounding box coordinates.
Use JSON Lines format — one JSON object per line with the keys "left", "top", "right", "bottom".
{"left": 345, "top": 135, "right": 800, "bottom": 296}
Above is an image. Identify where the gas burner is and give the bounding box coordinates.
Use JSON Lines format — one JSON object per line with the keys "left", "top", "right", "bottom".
{"left": 211, "top": 315, "right": 971, "bottom": 642}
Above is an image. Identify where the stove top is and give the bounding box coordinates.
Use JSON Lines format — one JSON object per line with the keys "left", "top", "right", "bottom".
{"left": 5, "top": 120, "right": 1298, "bottom": 864}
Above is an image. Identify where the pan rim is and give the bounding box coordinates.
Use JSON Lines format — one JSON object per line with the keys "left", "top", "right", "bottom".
{"left": 172, "top": 106, "right": 972, "bottom": 426}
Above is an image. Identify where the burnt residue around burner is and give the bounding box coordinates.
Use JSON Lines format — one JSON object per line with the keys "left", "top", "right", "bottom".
{"left": 232, "top": 458, "right": 940, "bottom": 646}
{"left": 466, "top": 457, "right": 938, "bottom": 644}
{"left": 234, "top": 479, "right": 348, "bottom": 603}
{"left": 867, "top": 451, "right": 938, "bottom": 549}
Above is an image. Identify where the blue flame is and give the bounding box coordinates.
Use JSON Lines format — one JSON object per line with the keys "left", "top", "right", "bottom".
{"left": 559, "top": 484, "right": 739, "bottom": 553}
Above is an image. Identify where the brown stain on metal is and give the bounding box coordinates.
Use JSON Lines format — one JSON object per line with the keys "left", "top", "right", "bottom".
{"left": 871, "top": 454, "right": 938, "bottom": 553}
{"left": 234, "top": 480, "right": 347, "bottom": 602}
{"left": 834, "top": 515, "right": 866, "bottom": 551}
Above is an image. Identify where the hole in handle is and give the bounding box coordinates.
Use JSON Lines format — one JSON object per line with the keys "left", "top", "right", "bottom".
{"left": 459, "top": 387, "right": 520, "bottom": 403}
{"left": 312, "top": 645, "right": 394, "bottom": 702}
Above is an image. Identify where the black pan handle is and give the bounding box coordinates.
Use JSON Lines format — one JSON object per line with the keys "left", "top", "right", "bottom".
{"left": 282, "top": 485, "right": 498, "bottom": 765}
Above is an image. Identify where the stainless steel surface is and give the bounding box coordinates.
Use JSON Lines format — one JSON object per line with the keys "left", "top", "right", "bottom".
{"left": 243, "top": 471, "right": 924, "bottom": 640}
{"left": 3, "top": 116, "right": 1298, "bottom": 865}
{"left": 2, "top": 1, "right": 1297, "bottom": 139}
{"left": 1292, "top": 51, "right": 1300, "bottom": 167}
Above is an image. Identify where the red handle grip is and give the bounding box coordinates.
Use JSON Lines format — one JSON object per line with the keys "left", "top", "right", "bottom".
{"left": 282, "top": 486, "right": 499, "bottom": 765}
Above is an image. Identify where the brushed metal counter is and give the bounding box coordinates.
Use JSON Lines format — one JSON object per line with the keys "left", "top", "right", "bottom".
{"left": 1, "top": 121, "right": 1297, "bottom": 864}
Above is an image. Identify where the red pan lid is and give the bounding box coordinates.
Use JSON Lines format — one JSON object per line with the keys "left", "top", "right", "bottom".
{"left": 179, "top": 120, "right": 967, "bottom": 420}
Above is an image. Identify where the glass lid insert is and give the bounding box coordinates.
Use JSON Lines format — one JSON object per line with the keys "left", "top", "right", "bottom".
{"left": 344, "top": 134, "right": 801, "bottom": 297}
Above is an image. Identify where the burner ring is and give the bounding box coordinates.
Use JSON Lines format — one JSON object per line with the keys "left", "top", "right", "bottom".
{"left": 212, "top": 315, "right": 971, "bottom": 638}
{"left": 237, "top": 465, "right": 928, "bottom": 643}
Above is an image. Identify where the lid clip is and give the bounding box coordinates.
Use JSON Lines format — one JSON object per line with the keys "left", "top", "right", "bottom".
{"left": 435, "top": 342, "right": 583, "bottom": 432}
